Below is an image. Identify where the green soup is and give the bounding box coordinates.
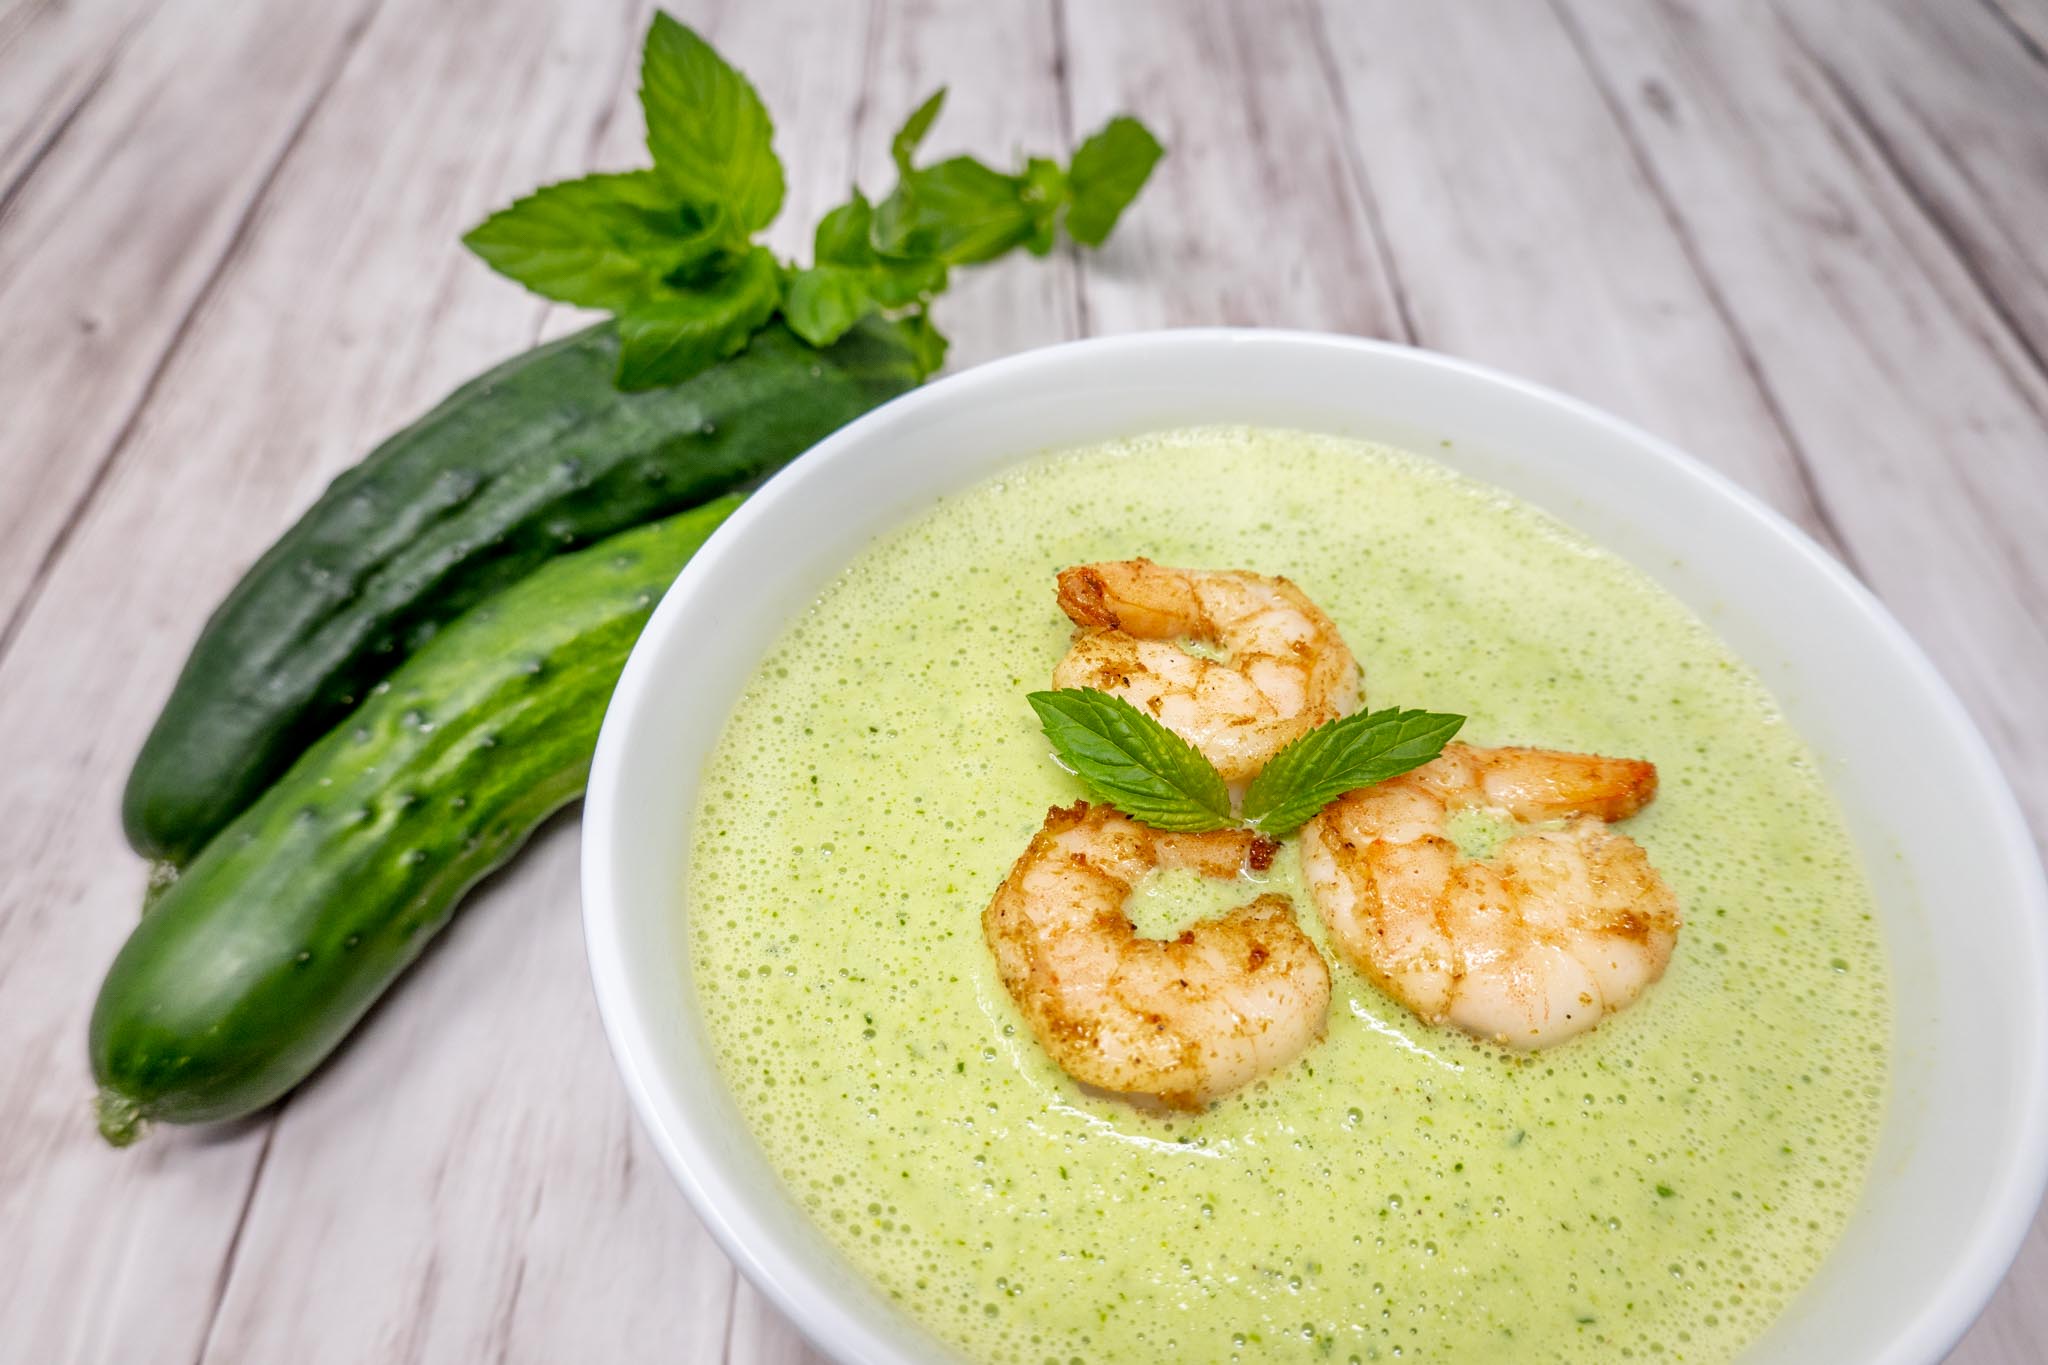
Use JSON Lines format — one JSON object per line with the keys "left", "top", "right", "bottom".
{"left": 686, "top": 427, "right": 1888, "bottom": 1363}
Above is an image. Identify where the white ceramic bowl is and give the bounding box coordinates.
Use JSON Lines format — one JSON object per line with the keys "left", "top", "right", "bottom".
{"left": 583, "top": 330, "right": 2048, "bottom": 1364}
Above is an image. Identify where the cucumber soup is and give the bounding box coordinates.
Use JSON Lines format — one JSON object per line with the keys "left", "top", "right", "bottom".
{"left": 685, "top": 427, "right": 1889, "bottom": 1362}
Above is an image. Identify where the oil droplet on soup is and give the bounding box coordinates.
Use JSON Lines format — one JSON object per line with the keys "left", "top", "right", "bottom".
{"left": 686, "top": 427, "right": 1889, "bottom": 1363}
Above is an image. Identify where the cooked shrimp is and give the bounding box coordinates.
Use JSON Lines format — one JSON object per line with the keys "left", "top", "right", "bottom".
{"left": 983, "top": 801, "right": 1331, "bottom": 1108}
{"left": 1299, "top": 743, "right": 1679, "bottom": 1049}
{"left": 1052, "top": 560, "right": 1360, "bottom": 784}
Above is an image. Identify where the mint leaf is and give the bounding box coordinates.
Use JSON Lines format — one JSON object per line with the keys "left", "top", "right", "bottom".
{"left": 1242, "top": 708, "right": 1466, "bottom": 837}
{"left": 640, "top": 14, "right": 783, "bottom": 236}
{"left": 461, "top": 172, "right": 729, "bottom": 312}
{"left": 873, "top": 97, "right": 1042, "bottom": 267}
{"left": 876, "top": 158, "right": 1040, "bottom": 265}
{"left": 783, "top": 265, "right": 872, "bottom": 346}
{"left": 614, "top": 246, "right": 780, "bottom": 389}
{"left": 1065, "top": 116, "right": 1164, "bottom": 246}
{"left": 789, "top": 191, "right": 948, "bottom": 345}
{"left": 1027, "top": 688, "right": 1234, "bottom": 832}
{"left": 891, "top": 89, "right": 946, "bottom": 174}
{"left": 896, "top": 310, "right": 948, "bottom": 378}
{"left": 813, "top": 192, "right": 876, "bottom": 266}
{"left": 869, "top": 252, "right": 947, "bottom": 307}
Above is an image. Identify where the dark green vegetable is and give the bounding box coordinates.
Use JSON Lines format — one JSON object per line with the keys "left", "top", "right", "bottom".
{"left": 123, "top": 317, "right": 918, "bottom": 864}
{"left": 92, "top": 501, "right": 738, "bottom": 1140}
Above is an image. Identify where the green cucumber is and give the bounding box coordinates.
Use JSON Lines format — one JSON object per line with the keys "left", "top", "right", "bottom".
{"left": 124, "top": 316, "right": 917, "bottom": 864}
{"left": 90, "top": 500, "right": 737, "bottom": 1140}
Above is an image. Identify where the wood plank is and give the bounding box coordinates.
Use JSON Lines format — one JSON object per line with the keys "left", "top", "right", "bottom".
{"left": 728, "top": 1277, "right": 833, "bottom": 1365}
{"left": 1553, "top": 0, "right": 2048, "bottom": 833}
{"left": 191, "top": 4, "right": 880, "bottom": 1362}
{"left": 0, "top": 0, "right": 378, "bottom": 649}
{"left": 0, "top": 0, "right": 649, "bottom": 1359}
{"left": 0, "top": 0, "right": 163, "bottom": 200}
{"left": 1776, "top": 0, "right": 2048, "bottom": 378}
{"left": 1059, "top": 0, "right": 1403, "bottom": 338}
{"left": 1313, "top": 0, "right": 1828, "bottom": 529}
{"left": 1983, "top": 0, "right": 2048, "bottom": 67}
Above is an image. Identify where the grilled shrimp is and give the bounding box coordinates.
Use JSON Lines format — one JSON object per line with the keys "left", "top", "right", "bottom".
{"left": 1052, "top": 560, "right": 1360, "bottom": 784}
{"left": 983, "top": 802, "right": 1331, "bottom": 1108}
{"left": 1299, "top": 743, "right": 1679, "bottom": 1048}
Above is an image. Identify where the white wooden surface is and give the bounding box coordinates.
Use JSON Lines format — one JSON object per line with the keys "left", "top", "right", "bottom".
{"left": 0, "top": 1, "right": 2042, "bottom": 1360}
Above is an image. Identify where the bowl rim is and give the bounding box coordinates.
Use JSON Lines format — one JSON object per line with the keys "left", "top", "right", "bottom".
{"left": 582, "top": 326, "right": 2048, "bottom": 1365}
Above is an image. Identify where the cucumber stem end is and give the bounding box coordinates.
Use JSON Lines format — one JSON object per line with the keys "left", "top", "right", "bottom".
{"left": 142, "top": 860, "right": 181, "bottom": 913}
{"left": 94, "top": 1088, "right": 148, "bottom": 1147}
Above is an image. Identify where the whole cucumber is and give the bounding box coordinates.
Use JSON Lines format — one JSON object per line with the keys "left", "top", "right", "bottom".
{"left": 90, "top": 499, "right": 738, "bottom": 1141}
{"left": 124, "top": 316, "right": 918, "bottom": 864}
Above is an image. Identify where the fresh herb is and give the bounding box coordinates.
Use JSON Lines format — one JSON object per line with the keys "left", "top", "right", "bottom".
{"left": 1064, "top": 117, "right": 1167, "bottom": 246}
{"left": 1028, "top": 686, "right": 1463, "bottom": 838}
{"left": 785, "top": 89, "right": 1159, "bottom": 350}
{"left": 1241, "top": 706, "right": 1467, "bottom": 836}
{"left": 1026, "top": 689, "right": 1235, "bottom": 833}
{"left": 464, "top": 15, "right": 1163, "bottom": 390}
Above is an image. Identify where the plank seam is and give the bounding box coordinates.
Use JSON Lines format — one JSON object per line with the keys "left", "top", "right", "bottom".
{"left": 523, "top": 0, "right": 659, "bottom": 350}
{"left": 0, "top": 0, "right": 62, "bottom": 54}
{"left": 1546, "top": 0, "right": 1870, "bottom": 583}
{"left": 1980, "top": 0, "right": 2048, "bottom": 69}
{"left": 0, "top": 0, "right": 387, "bottom": 676}
{"left": 1302, "top": 0, "right": 1418, "bottom": 346}
{"left": 0, "top": 49, "right": 115, "bottom": 234}
{"left": 1775, "top": 7, "right": 2048, "bottom": 410}
{"left": 1048, "top": 0, "right": 1091, "bottom": 339}
{"left": 1765, "top": 12, "right": 2048, "bottom": 629}
{"left": 0, "top": 0, "right": 173, "bottom": 228}
{"left": 847, "top": 0, "right": 883, "bottom": 195}
{"left": 590, "top": 0, "right": 657, "bottom": 174}
{"left": 189, "top": 1116, "right": 283, "bottom": 1365}
{"left": 717, "top": 1272, "right": 741, "bottom": 1363}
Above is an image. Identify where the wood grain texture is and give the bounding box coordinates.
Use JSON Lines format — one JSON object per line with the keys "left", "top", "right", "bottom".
{"left": 0, "top": 0, "right": 378, "bottom": 649}
{"left": 1555, "top": 0, "right": 2048, "bottom": 832}
{"left": 1775, "top": 0, "right": 2048, "bottom": 379}
{"left": 0, "top": 0, "right": 162, "bottom": 200}
{"left": 0, "top": 0, "right": 2042, "bottom": 1361}
{"left": 1061, "top": 0, "right": 1403, "bottom": 338}
{"left": 1313, "top": 0, "right": 1831, "bottom": 528}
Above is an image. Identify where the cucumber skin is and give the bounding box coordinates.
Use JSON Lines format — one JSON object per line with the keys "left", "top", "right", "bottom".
{"left": 124, "top": 317, "right": 917, "bottom": 864}
{"left": 91, "top": 500, "right": 737, "bottom": 1132}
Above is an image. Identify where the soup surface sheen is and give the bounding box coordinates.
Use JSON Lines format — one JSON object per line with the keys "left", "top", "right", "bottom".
{"left": 686, "top": 427, "right": 1889, "bottom": 1363}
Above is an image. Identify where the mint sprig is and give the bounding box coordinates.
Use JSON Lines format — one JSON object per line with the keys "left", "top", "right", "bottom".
{"left": 639, "top": 16, "right": 783, "bottom": 240}
{"left": 1241, "top": 707, "right": 1467, "bottom": 836}
{"left": 463, "top": 15, "right": 1164, "bottom": 391}
{"left": 1027, "top": 689, "right": 1235, "bottom": 833}
{"left": 1028, "top": 687, "right": 1464, "bottom": 839}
